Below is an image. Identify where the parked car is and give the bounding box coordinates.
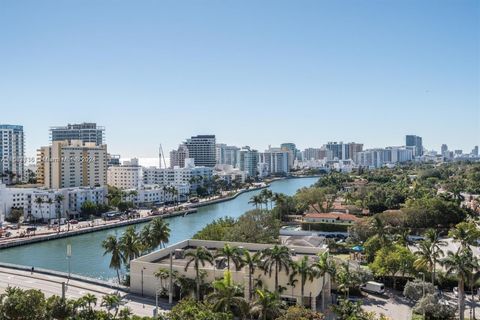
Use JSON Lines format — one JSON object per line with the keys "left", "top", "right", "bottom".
{"left": 69, "top": 220, "right": 78, "bottom": 225}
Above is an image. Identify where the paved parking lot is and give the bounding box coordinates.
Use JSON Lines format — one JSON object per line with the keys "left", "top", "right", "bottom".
{"left": 360, "top": 289, "right": 413, "bottom": 320}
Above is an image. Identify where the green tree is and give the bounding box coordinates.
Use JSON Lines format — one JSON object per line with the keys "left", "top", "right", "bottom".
{"left": 370, "top": 245, "right": 415, "bottom": 290}
{"left": 101, "top": 293, "right": 121, "bottom": 319}
{"left": 206, "top": 270, "right": 249, "bottom": 318}
{"left": 261, "top": 245, "right": 292, "bottom": 293}
{"left": 315, "top": 252, "right": 336, "bottom": 311}
{"left": 120, "top": 226, "right": 142, "bottom": 264}
{"left": 250, "top": 289, "right": 284, "bottom": 320}
{"left": 242, "top": 250, "right": 262, "bottom": 301}
{"left": 184, "top": 246, "right": 214, "bottom": 301}
{"left": 102, "top": 235, "right": 124, "bottom": 284}
{"left": 289, "top": 256, "right": 318, "bottom": 307}
{"left": 442, "top": 249, "right": 477, "bottom": 320}
{"left": 215, "top": 244, "right": 244, "bottom": 272}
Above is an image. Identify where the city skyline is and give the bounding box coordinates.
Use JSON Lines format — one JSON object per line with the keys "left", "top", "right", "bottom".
{"left": 1, "top": 0, "right": 478, "bottom": 157}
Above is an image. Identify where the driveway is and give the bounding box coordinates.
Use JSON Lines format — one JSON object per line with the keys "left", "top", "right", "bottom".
{"left": 360, "top": 289, "right": 413, "bottom": 320}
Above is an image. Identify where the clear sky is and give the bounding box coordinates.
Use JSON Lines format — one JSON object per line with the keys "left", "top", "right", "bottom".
{"left": 1, "top": 0, "right": 479, "bottom": 159}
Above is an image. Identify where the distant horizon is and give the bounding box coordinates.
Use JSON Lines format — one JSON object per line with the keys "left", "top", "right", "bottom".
{"left": 7, "top": 122, "right": 477, "bottom": 160}
{"left": 1, "top": 0, "right": 478, "bottom": 157}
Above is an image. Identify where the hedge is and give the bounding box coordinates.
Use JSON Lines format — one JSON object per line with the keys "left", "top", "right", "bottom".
{"left": 301, "top": 222, "right": 350, "bottom": 232}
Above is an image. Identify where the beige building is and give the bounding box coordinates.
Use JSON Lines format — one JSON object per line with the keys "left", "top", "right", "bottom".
{"left": 37, "top": 140, "right": 107, "bottom": 189}
{"left": 107, "top": 158, "right": 142, "bottom": 190}
{"left": 130, "top": 239, "right": 330, "bottom": 310}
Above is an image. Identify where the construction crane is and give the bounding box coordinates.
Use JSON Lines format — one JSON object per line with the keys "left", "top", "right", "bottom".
{"left": 159, "top": 144, "right": 167, "bottom": 169}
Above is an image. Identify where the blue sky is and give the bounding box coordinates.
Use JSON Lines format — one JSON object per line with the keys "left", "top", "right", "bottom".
{"left": 1, "top": 0, "right": 478, "bottom": 158}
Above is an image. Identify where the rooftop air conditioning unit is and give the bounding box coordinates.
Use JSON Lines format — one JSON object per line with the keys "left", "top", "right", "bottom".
{"left": 174, "top": 249, "right": 185, "bottom": 259}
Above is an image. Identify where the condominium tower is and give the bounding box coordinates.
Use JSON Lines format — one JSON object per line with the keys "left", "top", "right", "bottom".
{"left": 50, "top": 123, "right": 105, "bottom": 146}
{"left": 0, "top": 124, "right": 25, "bottom": 185}
{"left": 184, "top": 135, "right": 216, "bottom": 167}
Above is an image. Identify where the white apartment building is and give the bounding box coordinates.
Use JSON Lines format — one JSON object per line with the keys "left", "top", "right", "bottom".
{"left": 215, "top": 144, "right": 239, "bottom": 166}
{"left": 0, "top": 184, "right": 107, "bottom": 222}
{"left": 355, "top": 147, "right": 413, "bottom": 168}
{"left": 260, "top": 148, "right": 291, "bottom": 176}
{"left": 37, "top": 140, "right": 108, "bottom": 189}
{"left": 107, "top": 158, "right": 143, "bottom": 190}
{"left": 122, "top": 184, "right": 190, "bottom": 206}
{"left": 143, "top": 159, "right": 213, "bottom": 192}
{"left": 236, "top": 147, "right": 259, "bottom": 177}
{"left": 214, "top": 164, "right": 246, "bottom": 184}
{"left": 0, "top": 125, "right": 25, "bottom": 185}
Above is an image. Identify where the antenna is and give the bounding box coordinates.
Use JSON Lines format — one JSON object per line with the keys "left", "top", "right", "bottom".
{"left": 159, "top": 144, "right": 167, "bottom": 169}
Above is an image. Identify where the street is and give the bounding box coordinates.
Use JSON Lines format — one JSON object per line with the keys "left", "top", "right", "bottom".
{"left": 0, "top": 266, "right": 169, "bottom": 317}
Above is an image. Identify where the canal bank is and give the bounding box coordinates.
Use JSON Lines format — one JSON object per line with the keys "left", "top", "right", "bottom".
{"left": 0, "top": 177, "right": 319, "bottom": 280}
{"left": 0, "top": 184, "right": 268, "bottom": 249}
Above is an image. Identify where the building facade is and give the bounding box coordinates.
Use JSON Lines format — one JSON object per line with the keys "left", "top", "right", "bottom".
{"left": 50, "top": 123, "right": 105, "bottom": 146}
{"left": 406, "top": 135, "right": 423, "bottom": 157}
{"left": 236, "top": 146, "right": 259, "bottom": 177}
{"left": 0, "top": 125, "right": 25, "bottom": 185}
{"left": 260, "top": 148, "right": 291, "bottom": 176}
{"left": 37, "top": 140, "right": 108, "bottom": 189}
{"left": 0, "top": 184, "right": 107, "bottom": 222}
{"left": 169, "top": 144, "right": 189, "bottom": 168}
{"left": 184, "top": 135, "right": 216, "bottom": 167}
{"left": 107, "top": 158, "right": 143, "bottom": 190}
{"left": 215, "top": 144, "right": 239, "bottom": 166}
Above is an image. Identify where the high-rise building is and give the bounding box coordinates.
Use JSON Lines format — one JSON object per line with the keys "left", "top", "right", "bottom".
{"left": 303, "top": 148, "right": 324, "bottom": 160}
{"left": 216, "top": 144, "right": 239, "bottom": 166}
{"left": 236, "top": 146, "right": 259, "bottom": 177}
{"left": 405, "top": 135, "right": 423, "bottom": 157}
{"left": 0, "top": 124, "right": 25, "bottom": 185}
{"left": 37, "top": 140, "right": 107, "bottom": 189}
{"left": 260, "top": 147, "right": 291, "bottom": 176}
{"left": 50, "top": 123, "right": 105, "bottom": 146}
{"left": 472, "top": 146, "right": 479, "bottom": 157}
{"left": 280, "top": 143, "right": 296, "bottom": 167}
{"left": 170, "top": 144, "right": 189, "bottom": 168}
{"left": 184, "top": 135, "right": 216, "bottom": 167}
{"left": 441, "top": 144, "right": 448, "bottom": 155}
{"left": 326, "top": 142, "right": 363, "bottom": 160}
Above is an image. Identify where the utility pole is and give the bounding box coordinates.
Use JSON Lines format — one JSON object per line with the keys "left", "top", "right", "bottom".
{"left": 66, "top": 243, "right": 72, "bottom": 279}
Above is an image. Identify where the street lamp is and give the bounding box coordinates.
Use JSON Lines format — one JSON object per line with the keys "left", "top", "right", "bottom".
{"left": 169, "top": 251, "right": 173, "bottom": 305}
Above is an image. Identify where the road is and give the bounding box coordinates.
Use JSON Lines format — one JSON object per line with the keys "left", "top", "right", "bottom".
{"left": 0, "top": 267, "right": 170, "bottom": 317}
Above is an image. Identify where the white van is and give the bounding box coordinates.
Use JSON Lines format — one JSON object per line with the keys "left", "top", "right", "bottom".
{"left": 361, "top": 281, "right": 385, "bottom": 294}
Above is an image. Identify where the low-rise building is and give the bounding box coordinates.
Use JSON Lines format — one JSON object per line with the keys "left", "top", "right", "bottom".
{"left": 0, "top": 184, "right": 107, "bottom": 222}
{"left": 130, "top": 239, "right": 330, "bottom": 310}
{"left": 214, "top": 164, "right": 246, "bottom": 184}
{"left": 303, "top": 212, "right": 359, "bottom": 224}
{"left": 107, "top": 158, "right": 143, "bottom": 190}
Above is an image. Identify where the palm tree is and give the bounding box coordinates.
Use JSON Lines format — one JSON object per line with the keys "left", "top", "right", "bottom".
{"left": 250, "top": 289, "right": 284, "bottom": 320}
{"left": 150, "top": 217, "right": 170, "bottom": 249}
{"left": 118, "top": 307, "right": 133, "bottom": 320}
{"left": 119, "top": 226, "right": 142, "bottom": 264}
{"left": 215, "top": 244, "right": 244, "bottom": 272}
{"left": 206, "top": 270, "right": 248, "bottom": 318}
{"left": 286, "top": 278, "right": 298, "bottom": 301}
{"left": 34, "top": 196, "right": 43, "bottom": 224}
{"left": 424, "top": 229, "right": 446, "bottom": 283}
{"left": 290, "top": 256, "right": 317, "bottom": 306}
{"left": 449, "top": 222, "right": 480, "bottom": 252}
{"left": 336, "top": 262, "right": 360, "bottom": 299}
{"left": 154, "top": 267, "right": 170, "bottom": 292}
{"left": 139, "top": 224, "right": 154, "bottom": 254}
{"left": 81, "top": 293, "right": 97, "bottom": 312}
{"left": 184, "top": 246, "right": 214, "bottom": 301}
{"left": 370, "top": 216, "right": 389, "bottom": 246}
{"left": 315, "top": 252, "right": 336, "bottom": 311}
{"left": 102, "top": 235, "right": 124, "bottom": 284}
{"left": 101, "top": 293, "right": 121, "bottom": 319}
{"left": 54, "top": 194, "right": 64, "bottom": 234}
{"left": 261, "top": 245, "right": 292, "bottom": 293}
{"left": 249, "top": 195, "right": 263, "bottom": 209}
{"left": 242, "top": 250, "right": 262, "bottom": 301}
{"left": 442, "top": 249, "right": 477, "bottom": 320}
